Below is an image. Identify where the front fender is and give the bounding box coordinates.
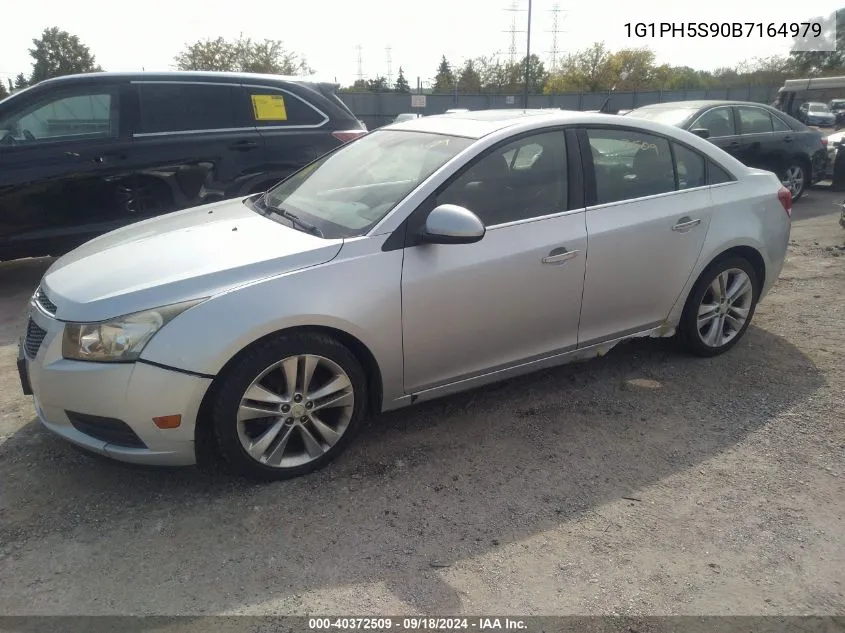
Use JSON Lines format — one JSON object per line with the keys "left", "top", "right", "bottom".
{"left": 139, "top": 239, "right": 406, "bottom": 406}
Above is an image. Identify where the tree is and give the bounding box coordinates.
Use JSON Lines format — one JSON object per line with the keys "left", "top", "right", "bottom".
{"left": 366, "top": 76, "right": 389, "bottom": 92}
{"left": 457, "top": 59, "right": 482, "bottom": 93}
{"left": 520, "top": 54, "right": 547, "bottom": 93}
{"left": 544, "top": 42, "right": 615, "bottom": 93}
{"left": 432, "top": 55, "right": 455, "bottom": 93}
{"left": 14, "top": 73, "right": 28, "bottom": 90}
{"left": 28, "top": 27, "right": 102, "bottom": 84}
{"left": 0, "top": 82, "right": 7, "bottom": 100}
{"left": 394, "top": 66, "right": 410, "bottom": 93}
{"left": 608, "top": 49, "right": 656, "bottom": 90}
{"left": 175, "top": 36, "right": 312, "bottom": 74}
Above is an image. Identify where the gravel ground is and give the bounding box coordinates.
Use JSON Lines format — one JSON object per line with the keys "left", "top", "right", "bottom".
{"left": 0, "top": 189, "right": 843, "bottom": 616}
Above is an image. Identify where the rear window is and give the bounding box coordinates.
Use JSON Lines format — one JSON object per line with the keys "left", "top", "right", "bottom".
{"left": 137, "top": 83, "right": 237, "bottom": 134}
{"left": 626, "top": 107, "right": 699, "bottom": 127}
{"left": 243, "top": 87, "right": 327, "bottom": 127}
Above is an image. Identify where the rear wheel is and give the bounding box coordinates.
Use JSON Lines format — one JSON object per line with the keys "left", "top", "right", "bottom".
{"left": 210, "top": 332, "right": 367, "bottom": 481}
{"left": 678, "top": 257, "right": 759, "bottom": 357}
{"left": 781, "top": 162, "right": 808, "bottom": 201}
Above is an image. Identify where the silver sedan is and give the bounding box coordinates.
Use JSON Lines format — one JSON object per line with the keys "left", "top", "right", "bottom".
{"left": 19, "top": 110, "right": 792, "bottom": 480}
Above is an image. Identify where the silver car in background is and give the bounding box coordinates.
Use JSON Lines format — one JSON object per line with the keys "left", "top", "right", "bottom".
{"left": 19, "top": 110, "right": 792, "bottom": 480}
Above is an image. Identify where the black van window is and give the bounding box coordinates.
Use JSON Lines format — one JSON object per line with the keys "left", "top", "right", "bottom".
{"left": 0, "top": 88, "right": 117, "bottom": 145}
{"left": 137, "top": 83, "right": 237, "bottom": 134}
{"left": 243, "top": 87, "right": 326, "bottom": 127}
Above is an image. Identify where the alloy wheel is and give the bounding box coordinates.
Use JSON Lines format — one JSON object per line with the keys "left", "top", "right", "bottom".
{"left": 696, "top": 268, "right": 754, "bottom": 348}
{"left": 782, "top": 165, "right": 805, "bottom": 198}
{"left": 236, "top": 354, "right": 355, "bottom": 468}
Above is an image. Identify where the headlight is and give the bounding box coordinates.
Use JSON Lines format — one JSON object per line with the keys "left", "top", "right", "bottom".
{"left": 62, "top": 299, "right": 204, "bottom": 362}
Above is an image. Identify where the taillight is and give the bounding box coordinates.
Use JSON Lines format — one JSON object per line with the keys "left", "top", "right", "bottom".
{"left": 332, "top": 130, "right": 366, "bottom": 143}
{"left": 777, "top": 186, "right": 792, "bottom": 217}
{"left": 821, "top": 137, "right": 828, "bottom": 146}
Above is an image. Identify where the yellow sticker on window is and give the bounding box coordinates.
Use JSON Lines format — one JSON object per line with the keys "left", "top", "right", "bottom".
{"left": 251, "top": 94, "right": 288, "bottom": 121}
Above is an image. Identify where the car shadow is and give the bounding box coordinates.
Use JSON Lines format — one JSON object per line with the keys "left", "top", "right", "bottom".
{"left": 0, "top": 323, "right": 824, "bottom": 619}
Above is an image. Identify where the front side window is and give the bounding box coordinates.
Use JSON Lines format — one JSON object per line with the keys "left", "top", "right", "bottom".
{"left": 437, "top": 131, "right": 568, "bottom": 226}
{"left": 690, "top": 107, "right": 736, "bottom": 138}
{"left": 0, "top": 88, "right": 117, "bottom": 145}
{"left": 263, "top": 130, "right": 473, "bottom": 238}
{"left": 137, "top": 83, "right": 237, "bottom": 134}
{"left": 738, "top": 107, "right": 774, "bottom": 134}
{"left": 585, "top": 128, "right": 674, "bottom": 204}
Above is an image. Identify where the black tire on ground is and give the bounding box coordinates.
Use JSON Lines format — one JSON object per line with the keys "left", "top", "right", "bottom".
{"left": 781, "top": 162, "right": 809, "bottom": 201}
{"left": 210, "top": 331, "right": 368, "bottom": 481}
{"left": 678, "top": 257, "right": 760, "bottom": 358}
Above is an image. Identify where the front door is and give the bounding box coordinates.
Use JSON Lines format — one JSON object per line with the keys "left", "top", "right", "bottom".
{"left": 0, "top": 81, "right": 132, "bottom": 258}
{"left": 400, "top": 129, "right": 587, "bottom": 393}
{"left": 577, "top": 126, "right": 714, "bottom": 345}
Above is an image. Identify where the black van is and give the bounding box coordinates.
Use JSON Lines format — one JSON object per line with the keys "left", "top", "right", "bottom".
{"left": 0, "top": 71, "right": 366, "bottom": 260}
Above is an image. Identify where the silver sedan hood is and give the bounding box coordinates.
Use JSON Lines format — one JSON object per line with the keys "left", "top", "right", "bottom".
{"left": 41, "top": 197, "right": 343, "bottom": 322}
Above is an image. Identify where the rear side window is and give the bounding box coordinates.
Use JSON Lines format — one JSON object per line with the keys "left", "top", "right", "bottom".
{"left": 584, "top": 128, "right": 674, "bottom": 204}
{"left": 243, "top": 87, "right": 327, "bottom": 127}
{"left": 738, "top": 107, "right": 774, "bottom": 134}
{"left": 771, "top": 114, "right": 791, "bottom": 132}
{"left": 708, "top": 161, "right": 734, "bottom": 184}
{"left": 672, "top": 143, "right": 706, "bottom": 189}
{"left": 136, "top": 83, "right": 238, "bottom": 134}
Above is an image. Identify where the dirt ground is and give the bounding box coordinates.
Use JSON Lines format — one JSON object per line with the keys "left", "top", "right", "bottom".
{"left": 0, "top": 189, "right": 843, "bottom": 617}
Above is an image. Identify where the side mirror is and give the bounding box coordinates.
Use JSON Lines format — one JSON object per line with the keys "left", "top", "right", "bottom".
{"left": 420, "top": 204, "right": 485, "bottom": 245}
{"left": 690, "top": 128, "right": 710, "bottom": 139}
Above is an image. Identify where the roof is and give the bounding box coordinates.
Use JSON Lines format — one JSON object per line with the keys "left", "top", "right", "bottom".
{"left": 632, "top": 100, "right": 764, "bottom": 110}
{"left": 387, "top": 109, "right": 621, "bottom": 139}
{"left": 33, "top": 70, "right": 339, "bottom": 88}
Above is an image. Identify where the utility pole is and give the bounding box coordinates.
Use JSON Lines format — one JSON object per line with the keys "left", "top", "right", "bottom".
{"left": 386, "top": 46, "right": 393, "bottom": 85}
{"left": 523, "top": 0, "right": 532, "bottom": 109}
{"left": 546, "top": 4, "right": 566, "bottom": 73}
{"left": 356, "top": 45, "right": 364, "bottom": 83}
{"left": 503, "top": 2, "right": 524, "bottom": 66}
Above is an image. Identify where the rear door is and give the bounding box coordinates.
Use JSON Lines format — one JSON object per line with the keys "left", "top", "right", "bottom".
{"left": 0, "top": 80, "right": 133, "bottom": 258}
{"left": 122, "top": 79, "right": 266, "bottom": 215}
{"left": 688, "top": 106, "right": 743, "bottom": 161}
{"left": 576, "top": 126, "right": 714, "bottom": 345}
{"left": 239, "top": 83, "right": 342, "bottom": 192}
{"left": 735, "top": 105, "right": 789, "bottom": 176}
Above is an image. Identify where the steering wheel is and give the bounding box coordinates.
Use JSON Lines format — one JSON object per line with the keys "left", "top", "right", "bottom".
{"left": 22, "top": 129, "right": 35, "bottom": 142}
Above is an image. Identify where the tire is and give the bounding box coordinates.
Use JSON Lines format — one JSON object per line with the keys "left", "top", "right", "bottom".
{"left": 678, "top": 257, "right": 760, "bottom": 358}
{"left": 210, "top": 331, "right": 368, "bottom": 481}
{"left": 780, "top": 161, "right": 808, "bottom": 201}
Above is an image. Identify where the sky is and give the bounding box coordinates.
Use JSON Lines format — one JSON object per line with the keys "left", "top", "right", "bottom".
{"left": 0, "top": 0, "right": 841, "bottom": 88}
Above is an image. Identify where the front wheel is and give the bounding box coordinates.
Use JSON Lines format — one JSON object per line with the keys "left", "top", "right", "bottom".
{"left": 678, "top": 257, "right": 760, "bottom": 358}
{"left": 781, "top": 163, "right": 808, "bottom": 201}
{"left": 210, "top": 332, "right": 367, "bottom": 481}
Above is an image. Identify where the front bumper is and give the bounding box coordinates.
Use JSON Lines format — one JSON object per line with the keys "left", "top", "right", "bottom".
{"left": 21, "top": 307, "right": 212, "bottom": 466}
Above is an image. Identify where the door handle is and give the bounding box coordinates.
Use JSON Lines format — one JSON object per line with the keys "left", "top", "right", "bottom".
{"left": 728, "top": 141, "right": 740, "bottom": 147}
{"left": 229, "top": 140, "right": 259, "bottom": 151}
{"left": 784, "top": 136, "right": 793, "bottom": 143}
{"left": 542, "top": 247, "right": 580, "bottom": 265}
{"left": 672, "top": 217, "right": 702, "bottom": 232}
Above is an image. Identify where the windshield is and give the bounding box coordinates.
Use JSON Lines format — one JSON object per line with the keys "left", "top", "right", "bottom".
{"left": 263, "top": 130, "right": 473, "bottom": 238}
{"left": 625, "top": 107, "right": 699, "bottom": 127}
{"left": 809, "top": 103, "right": 830, "bottom": 112}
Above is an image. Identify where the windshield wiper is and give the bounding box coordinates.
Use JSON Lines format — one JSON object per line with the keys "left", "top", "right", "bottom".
{"left": 258, "top": 192, "right": 323, "bottom": 237}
